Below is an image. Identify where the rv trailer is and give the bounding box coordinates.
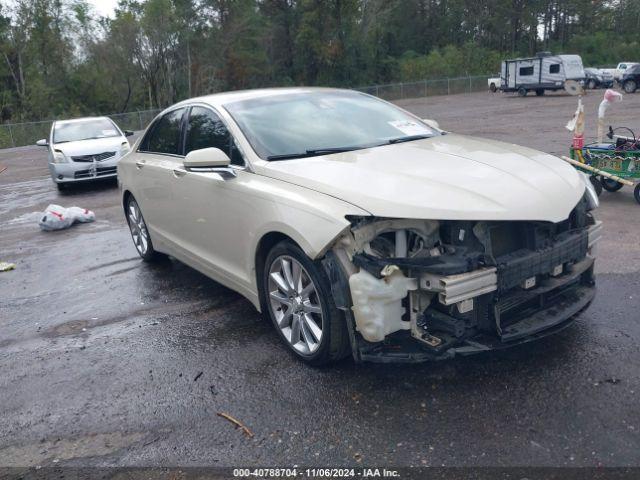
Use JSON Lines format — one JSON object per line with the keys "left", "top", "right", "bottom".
{"left": 500, "top": 52, "right": 585, "bottom": 96}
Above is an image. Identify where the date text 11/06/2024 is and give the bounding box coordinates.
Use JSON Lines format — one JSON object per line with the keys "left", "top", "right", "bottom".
{"left": 232, "top": 468, "right": 401, "bottom": 478}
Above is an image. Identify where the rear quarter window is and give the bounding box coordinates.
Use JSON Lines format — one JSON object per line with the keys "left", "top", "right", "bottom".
{"left": 139, "top": 108, "right": 186, "bottom": 155}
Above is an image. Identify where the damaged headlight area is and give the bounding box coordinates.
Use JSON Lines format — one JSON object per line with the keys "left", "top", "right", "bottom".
{"left": 323, "top": 195, "right": 601, "bottom": 363}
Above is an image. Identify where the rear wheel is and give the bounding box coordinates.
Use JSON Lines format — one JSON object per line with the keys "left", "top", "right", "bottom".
{"left": 589, "top": 175, "right": 603, "bottom": 196}
{"left": 634, "top": 184, "right": 640, "bottom": 205}
{"left": 623, "top": 79, "right": 637, "bottom": 93}
{"left": 126, "top": 196, "right": 160, "bottom": 261}
{"left": 535, "top": 89, "right": 545, "bottom": 96}
{"left": 489, "top": 83, "right": 497, "bottom": 92}
{"left": 263, "top": 240, "right": 350, "bottom": 365}
{"left": 587, "top": 79, "right": 597, "bottom": 90}
{"left": 518, "top": 87, "right": 527, "bottom": 97}
{"left": 601, "top": 177, "right": 624, "bottom": 192}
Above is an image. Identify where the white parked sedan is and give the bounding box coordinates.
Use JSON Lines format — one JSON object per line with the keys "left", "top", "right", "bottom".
{"left": 37, "top": 116, "right": 133, "bottom": 191}
{"left": 118, "top": 88, "right": 602, "bottom": 365}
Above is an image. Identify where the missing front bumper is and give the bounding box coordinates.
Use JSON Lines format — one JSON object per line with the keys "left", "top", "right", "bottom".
{"left": 326, "top": 252, "right": 595, "bottom": 363}
{"left": 323, "top": 219, "right": 601, "bottom": 363}
{"left": 358, "top": 285, "right": 594, "bottom": 363}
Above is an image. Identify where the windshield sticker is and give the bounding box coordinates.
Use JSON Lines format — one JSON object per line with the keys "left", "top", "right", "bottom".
{"left": 388, "top": 120, "right": 431, "bottom": 136}
{"left": 102, "top": 129, "right": 117, "bottom": 136}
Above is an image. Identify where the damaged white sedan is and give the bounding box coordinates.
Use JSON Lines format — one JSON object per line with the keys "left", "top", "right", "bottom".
{"left": 118, "top": 88, "right": 602, "bottom": 365}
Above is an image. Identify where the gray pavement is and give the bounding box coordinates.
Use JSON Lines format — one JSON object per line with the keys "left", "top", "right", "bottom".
{"left": 0, "top": 90, "right": 639, "bottom": 469}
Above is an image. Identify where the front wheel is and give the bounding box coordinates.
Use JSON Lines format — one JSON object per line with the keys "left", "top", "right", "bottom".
{"left": 601, "top": 177, "right": 624, "bottom": 192}
{"left": 126, "top": 196, "right": 160, "bottom": 261}
{"left": 634, "top": 184, "right": 640, "bottom": 205}
{"left": 518, "top": 87, "right": 527, "bottom": 97}
{"left": 587, "top": 79, "right": 597, "bottom": 90}
{"left": 535, "top": 89, "right": 545, "bottom": 96}
{"left": 623, "top": 79, "right": 637, "bottom": 94}
{"left": 489, "top": 83, "right": 497, "bottom": 92}
{"left": 263, "top": 241, "right": 350, "bottom": 365}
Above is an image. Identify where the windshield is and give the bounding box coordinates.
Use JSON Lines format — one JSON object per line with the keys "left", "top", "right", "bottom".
{"left": 224, "top": 91, "right": 437, "bottom": 160}
{"left": 54, "top": 118, "right": 120, "bottom": 143}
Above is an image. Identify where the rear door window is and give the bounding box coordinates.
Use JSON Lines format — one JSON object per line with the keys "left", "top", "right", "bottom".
{"left": 140, "top": 108, "right": 186, "bottom": 155}
{"left": 185, "top": 106, "right": 244, "bottom": 166}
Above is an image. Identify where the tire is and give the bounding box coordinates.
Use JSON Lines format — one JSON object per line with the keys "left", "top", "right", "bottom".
{"left": 56, "top": 183, "right": 67, "bottom": 192}
{"left": 587, "top": 79, "right": 597, "bottom": 90}
{"left": 489, "top": 83, "right": 497, "bottom": 92}
{"left": 634, "top": 184, "right": 640, "bottom": 205}
{"left": 262, "top": 240, "right": 350, "bottom": 366}
{"left": 125, "top": 195, "right": 160, "bottom": 262}
{"left": 589, "top": 175, "right": 603, "bottom": 197}
{"left": 535, "top": 89, "right": 545, "bottom": 96}
{"left": 518, "top": 87, "right": 527, "bottom": 97}
{"left": 600, "top": 177, "right": 624, "bottom": 192}
{"left": 623, "top": 79, "right": 637, "bottom": 94}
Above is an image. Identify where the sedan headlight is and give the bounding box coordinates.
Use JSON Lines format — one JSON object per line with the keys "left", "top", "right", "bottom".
{"left": 52, "top": 150, "right": 68, "bottom": 164}
{"left": 120, "top": 141, "right": 131, "bottom": 156}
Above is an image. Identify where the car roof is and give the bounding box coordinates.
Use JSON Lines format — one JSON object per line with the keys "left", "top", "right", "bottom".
{"left": 171, "top": 87, "right": 358, "bottom": 111}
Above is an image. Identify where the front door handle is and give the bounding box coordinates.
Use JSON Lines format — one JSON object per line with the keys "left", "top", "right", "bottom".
{"left": 173, "top": 169, "right": 187, "bottom": 178}
{"left": 135, "top": 161, "right": 145, "bottom": 169}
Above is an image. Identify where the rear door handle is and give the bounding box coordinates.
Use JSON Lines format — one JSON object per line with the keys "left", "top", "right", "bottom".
{"left": 173, "top": 169, "right": 187, "bottom": 178}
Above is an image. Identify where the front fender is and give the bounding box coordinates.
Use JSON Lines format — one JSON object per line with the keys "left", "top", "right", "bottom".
{"left": 245, "top": 176, "right": 370, "bottom": 297}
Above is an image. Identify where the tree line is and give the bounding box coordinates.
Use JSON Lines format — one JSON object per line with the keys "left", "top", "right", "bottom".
{"left": 1, "top": 0, "right": 639, "bottom": 122}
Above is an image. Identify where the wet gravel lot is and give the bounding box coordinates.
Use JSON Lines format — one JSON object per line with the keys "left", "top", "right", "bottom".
{"left": 0, "top": 90, "right": 639, "bottom": 469}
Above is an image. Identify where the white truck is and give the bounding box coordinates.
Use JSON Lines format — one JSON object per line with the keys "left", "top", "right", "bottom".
{"left": 601, "top": 63, "right": 639, "bottom": 83}
{"left": 613, "top": 62, "right": 638, "bottom": 82}
{"left": 488, "top": 75, "right": 501, "bottom": 92}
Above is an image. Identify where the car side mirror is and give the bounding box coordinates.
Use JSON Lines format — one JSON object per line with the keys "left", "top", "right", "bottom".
{"left": 124, "top": 130, "right": 134, "bottom": 137}
{"left": 36, "top": 139, "right": 48, "bottom": 147}
{"left": 422, "top": 119, "right": 440, "bottom": 130}
{"left": 183, "top": 148, "right": 234, "bottom": 176}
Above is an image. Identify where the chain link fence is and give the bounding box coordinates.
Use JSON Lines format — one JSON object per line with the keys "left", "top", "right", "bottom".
{"left": 355, "top": 75, "right": 491, "bottom": 101}
{"left": 0, "top": 109, "right": 161, "bottom": 150}
{"left": 0, "top": 75, "right": 491, "bottom": 149}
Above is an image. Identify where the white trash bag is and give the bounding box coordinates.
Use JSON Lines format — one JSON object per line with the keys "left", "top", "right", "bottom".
{"left": 38, "top": 204, "right": 95, "bottom": 231}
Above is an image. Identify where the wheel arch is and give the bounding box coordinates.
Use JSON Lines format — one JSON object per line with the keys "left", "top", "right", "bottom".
{"left": 254, "top": 231, "right": 305, "bottom": 314}
{"left": 122, "top": 189, "right": 133, "bottom": 215}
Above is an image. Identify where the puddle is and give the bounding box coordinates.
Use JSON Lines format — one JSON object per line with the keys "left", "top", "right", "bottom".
{"left": 0, "top": 177, "right": 52, "bottom": 216}
{"left": 0, "top": 431, "right": 146, "bottom": 466}
{"left": 3, "top": 211, "right": 42, "bottom": 226}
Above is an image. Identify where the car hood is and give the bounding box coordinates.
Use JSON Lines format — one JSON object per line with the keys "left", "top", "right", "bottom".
{"left": 255, "top": 134, "right": 585, "bottom": 223}
{"left": 53, "top": 137, "right": 126, "bottom": 156}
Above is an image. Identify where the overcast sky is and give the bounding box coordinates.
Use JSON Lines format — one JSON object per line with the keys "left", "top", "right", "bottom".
{"left": 87, "top": 0, "right": 119, "bottom": 18}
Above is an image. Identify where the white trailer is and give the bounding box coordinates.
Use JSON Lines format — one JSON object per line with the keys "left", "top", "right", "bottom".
{"left": 500, "top": 53, "right": 585, "bottom": 96}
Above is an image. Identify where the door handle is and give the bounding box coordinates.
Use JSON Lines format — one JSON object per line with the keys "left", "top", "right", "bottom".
{"left": 173, "top": 169, "right": 187, "bottom": 178}
{"left": 135, "top": 161, "right": 145, "bottom": 169}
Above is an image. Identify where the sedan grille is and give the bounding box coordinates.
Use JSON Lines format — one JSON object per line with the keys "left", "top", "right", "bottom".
{"left": 74, "top": 166, "right": 117, "bottom": 179}
{"left": 71, "top": 151, "right": 116, "bottom": 162}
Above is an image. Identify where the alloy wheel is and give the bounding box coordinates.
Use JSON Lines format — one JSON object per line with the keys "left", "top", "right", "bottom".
{"left": 267, "top": 255, "right": 324, "bottom": 355}
{"left": 127, "top": 199, "right": 149, "bottom": 256}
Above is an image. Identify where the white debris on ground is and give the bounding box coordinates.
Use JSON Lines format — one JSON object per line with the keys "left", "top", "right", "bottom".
{"left": 0, "top": 262, "right": 16, "bottom": 272}
{"left": 38, "top": 204, "right": 95, "bottom": 231}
